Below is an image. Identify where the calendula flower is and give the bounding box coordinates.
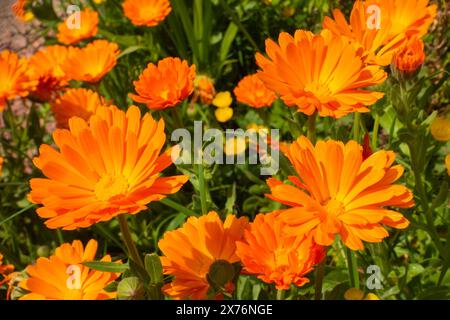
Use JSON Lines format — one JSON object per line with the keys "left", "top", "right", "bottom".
{"left": 369, "top": 0, "right": 437, "bottom": 41}
{"left": 215, "top": 107, "right": 233, "bottom": 123}
{"left": 51, "top": 88, "right": 106, "bottom": 128}
{"left": 130, "top": 57, "right": 196, "bottom": 110}
{"left": 57, "top": 8, "right": 99, "bottom": 45}
{"left": 12, "top": 0, "right": 33, "bottom": 21}
{"left": 256, "top": 30, "right": 387, "bottom": 118}
{"left": 123, "top": 0, "right": 172, "bottom": 27}
{"left": 28, "top": 105, "right": 188, "bottom": 230}
{"left": 236, "top": 212, "right": 324, "bottom": 290}
{"left": 27, "top": 46, "right": 70, "bottom": 101}
{"left": 20, "top": 239, "right": 121, "bottom": 300}
{"left": 267, "top": 136, "right": 414, "bottom": 251}
{"left": 323, "top": 1, "right": 406, "bottom": 66}
{"left": 63, "top": 40, "right": 120, "bottom": 83}
{"left": 0, "top": 157, "right": 3, "bottom": 176}
{"left": 430, "top": 116, "right": 450, "bottom": 142}
{"left": 234, "top": 74, "right": 277, "bottom": 108}
{"left": 158, "top": 211, "right": 248, "bottom": 300}
{"left": 394, "top": 37, "right": 425, "bottom": 74}
{"left": 194, "top": 75, "right": 216, "bottom": 105}
{"left": 344, "top": 288, "right": 380, "bottom": 300}
{"left": 213, "top": 91, "right": 232, "bottom": 108}
{"left": 0, "top": 253, "right": 14, "bottom": 287}
{"left": 0, "top": 50, "right": 37, "bottom": 111}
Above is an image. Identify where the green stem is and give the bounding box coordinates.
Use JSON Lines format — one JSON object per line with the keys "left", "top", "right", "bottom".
{"left": 218, "top": 0, "right": 260, "bottom": 51}
{"left": 314, "top": 258, "right": 326, "bottom": 300}
{"left": 160, "top": 198, "right": 198, "bottom": 216}
{"left": 353, "top": 113, "right": 361, "bottom": 142}
{"left": 372, "top": 113, "right": 380, "bottom": 150}
{"left": 276, "top": 289, "right": 285, "bottom": 300}
{"left": 118, "top": 215, "right": 144, "bottom": 267}
{"left": 0, "top": 204, "right": 36, "bottom": 227}
{"left": 197, "top": 163, "right": 208, "bottom": 215}
{"left": 345, "top": 247, "right": 359, "bottom": 289}
{"left": 307, "top": 113, "right": 317, "bottom": 143}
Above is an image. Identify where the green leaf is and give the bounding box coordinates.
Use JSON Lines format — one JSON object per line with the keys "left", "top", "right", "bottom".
{"left": 118, "top": 46, "right": 145, "bottom": 59}
{"left": 144, "top": 253, "right": 163, "bottom": 285}
{"left": 83, "top": 261, "right": 129, "bottom": 273}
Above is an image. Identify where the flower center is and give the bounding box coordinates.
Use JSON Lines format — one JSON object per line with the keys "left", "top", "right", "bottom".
{"left": 324, "top": 198, "right": 345, "bottom": 217}
{"left": 304, "top": 82, "right": 331, "bottom": 101}
{"left": 95, "top": 174, "right": 129, "bottom": 202}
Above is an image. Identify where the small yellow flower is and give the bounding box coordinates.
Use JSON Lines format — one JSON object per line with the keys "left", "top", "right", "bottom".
{"left": 344, "top": 288, "right": 365, "bottom": 300}
{"left": 24, "top": 11, "right": 34, "bottom": 22}
{"left": 215, "top": 107, "right": 233, "bottom": 123}
{"left": 93, "top": 0, "right": 105, "bottom": 4}
{"left": 224, "top": 136, "right": 247, "bottom": 156}
{"left": 213, "top": 91, "right": 232, "bottom": 108}
{"left": 445, "top": 155, "right": 450, "bottom": 176}
{"left": 344, "top": 288, "right": 381, "bottom": 300}
{"left": 431, "top": 116, "right": 450, "bottom": 141}
{"left": 247, "top": 123, "right": 267, "bottom": 131}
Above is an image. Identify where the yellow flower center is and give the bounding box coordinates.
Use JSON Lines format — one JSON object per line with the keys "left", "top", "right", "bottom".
{"left": 160, "top": 89, "right": 170, "bottom": 100}
{"left": 324, "top": 198, "right": 345, "bottom": 217}
{"left": 304, "top": 82, "right": 332, "bottom": 102}
{"left": 95, "top": 174, "right": 129, "bottom": 201}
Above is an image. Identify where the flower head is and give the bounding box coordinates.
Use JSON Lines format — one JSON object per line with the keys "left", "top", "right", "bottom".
{"left": 234, "top": 74, "right": 277, "bottom": 108}
{"left": 57, "top": 8, "right": 99, "bottom": 45}
{"left": 266, "top": 136, "right": 414, "bottom": 251}
{"left": 51, "top": 88, "right": 106, "bottom": 128}
{"left": 236, "top": 212, "right": 324, "bottom": 290}
{"left": 323, "top": 1, "right": 406, "bottom": 66}
{"left": 0, "top": 50, "right": 37, "bottom": 111}
{"left": 194, "top": 75, "right": 216, "bottom": 105}
{"left": 123, "top": 0, "right": 172, "bottom": 27}
{"left": 29, "top": 105, "right": 188, "bottom": 230}
{"left": 212, "top": 91, "right": 233, "bottom": 109}
{"left": 20, "top": 239, "right": 121, "bottom": 300}
{"left": 62, "top": 40, "right": 120, "bottom": 83}
{"left": 430, "top": 117, "right": 450, "bottom": 142}
{"left": 256, "top": 30, "right": 387, "bottom": 118}
{"left": 394, "top": 37, "right": 425, "bottom": 74}
{"left": 158, "top": 211, "right": 248, "bottom": 299}
{"left": 27, "top": 46, "right": 70, "bottom": 101}
{"left": 130, "top": 57, "right": 196, "bottom": 110}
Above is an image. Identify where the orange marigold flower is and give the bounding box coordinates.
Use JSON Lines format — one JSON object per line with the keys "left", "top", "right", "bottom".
{"left": 27, "top": 46, "right": 70, "bottom": 102}
{"left": 62, "top": 40, "right": 120, "bottom": 83}
{"left": 0, "top": 50, "right": 37, "bottom": 111}
{"left": 256, "top": 30, "right": 387, "bottom": 118}
{"left": 123, "top": 0, "right": 172, "bottom": 27}
{"left": 323, "top": 1, "right": 406, "bottom": 66}
{"left": 194, "top": 75, "right": 216, "bottom": 105}
{"left": 11, "top": 0, "right": 26, "bottom": 20}
{"left": 0, "top": 253, "right": 15, "bottom": 287}
{"left": 368, "top": 0, "right": 437, "bottom": 40}
{"left": 394, "top": 37, "right": 425, "bottom": 74}
{"left": 130, "top": 57, "right": 196, "bottom": 110}
{"left": 266, "top": 136, "right": 415, "bottom": 251}
{"left": 20, "top": 239, "right": 121, "bottom": 300}
{"left": 57, "top": 8, "right": 99, "bottom": 45}
{"left": 236, "top": 212, "right": 324, "bottom": 290}
{"left": 234, "top": 74, "right": 277, "bottom": 108}
{"left": 28, "top": 105, "right": 188, "bottom": 230}
{"left": 51, "top": 88, "right": 106, "bottom": 128}
{"left": 158, "top": 211, "right": 248, "bottom": 299}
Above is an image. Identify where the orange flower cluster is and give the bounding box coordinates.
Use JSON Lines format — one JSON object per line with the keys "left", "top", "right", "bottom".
{"left": 20, "top": 240, "right": 121, "bottom": 300}
{"left": 130, "top": 57, "right": 196, "bottom": 110}
{"left": 28, "top": 105, "right": 188, "bottom": 230}
{"left": 123, "top": 0, "right": 172, "bottom": 27}
{"left": 394, "top": 37, "right": 426, "bottom": 74}
{"left": 57, "top": 8, "right": 99, "bottom": 45}
{"left": 0, "top": 253, "right": 14, "bottom": 287}
{"left": 266, "top": 136, "right": 414, "bottom": 250}
{"left": 234, "top": 74, "right": 277, "bottom": 108}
